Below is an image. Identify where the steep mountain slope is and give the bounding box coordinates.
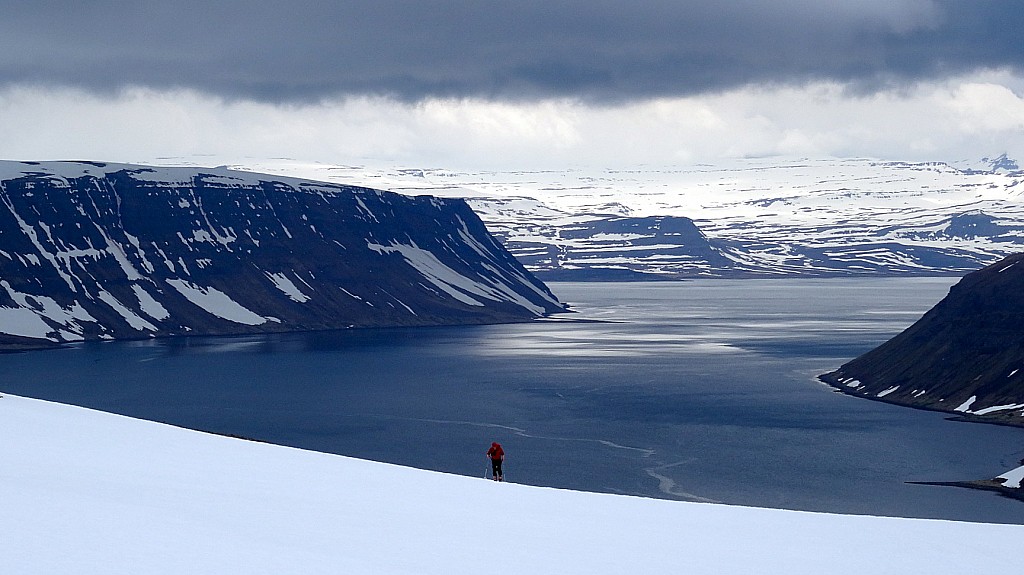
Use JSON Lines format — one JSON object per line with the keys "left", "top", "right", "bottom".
{"left": 820, "top": 252, "right": 1024, "bottom": 425}
{"left": 218, "top": 156, "right": 1024, "bottom": 278}
{"left": 0, "top": 161, "right": 563, "bottom": 349}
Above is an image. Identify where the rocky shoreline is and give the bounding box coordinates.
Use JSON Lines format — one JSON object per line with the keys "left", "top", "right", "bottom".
{"left": 907, "top": 479, "right": 1024, "bottom": 503}
{"left": 818, "top": 374, "right": 1024, "bottom": 429}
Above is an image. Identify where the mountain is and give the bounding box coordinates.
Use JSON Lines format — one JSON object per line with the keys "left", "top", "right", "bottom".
{"left": 213, "top": 157, "right": 1024, "bottom": 279}
{"left": 504, "top": 214, "right": 731, "bottom": 281}
{"left": 820, "top": 252, "right": 1024, "bottom": 426}
{"left": 0, "top": 161, "right": 564, "bottom": 350}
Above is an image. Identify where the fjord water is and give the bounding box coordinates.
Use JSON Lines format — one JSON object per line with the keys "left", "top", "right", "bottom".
{"left": 4, "top": 278, "right": 1024, "bottom": 524}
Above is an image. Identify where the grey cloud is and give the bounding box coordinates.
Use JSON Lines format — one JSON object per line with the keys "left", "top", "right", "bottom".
{"left": 0, "top": 1, "right": 1021, "bottom": 102}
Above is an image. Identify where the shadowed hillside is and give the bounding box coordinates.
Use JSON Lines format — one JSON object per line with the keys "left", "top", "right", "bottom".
{"left": 820, "top": 253, "right": 1024, "bottom": 425}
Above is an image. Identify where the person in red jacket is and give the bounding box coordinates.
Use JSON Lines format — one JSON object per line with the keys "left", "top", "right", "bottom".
{"left": 486, "top": 441, "right": 505, "bottom": 481}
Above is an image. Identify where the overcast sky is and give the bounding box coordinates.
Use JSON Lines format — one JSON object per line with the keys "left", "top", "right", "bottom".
{"left": 1, "top": 1, "right": 1022, "bottom": 168}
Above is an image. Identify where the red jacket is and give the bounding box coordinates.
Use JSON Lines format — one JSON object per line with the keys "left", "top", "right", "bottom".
{"left": 487, "top": 443, "right": 504, "bottom": 460}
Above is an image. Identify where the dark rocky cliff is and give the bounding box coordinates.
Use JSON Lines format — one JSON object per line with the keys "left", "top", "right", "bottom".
{"left": 820, "top": 253, "right": 1024, "bottom": 425}
{"left": 0, "top": 161, "right": 564, "bottom": 349}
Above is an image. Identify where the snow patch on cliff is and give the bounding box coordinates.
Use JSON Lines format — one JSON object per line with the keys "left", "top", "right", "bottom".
{"left": 166, "top": 279, "right": 267, "bottom": 325}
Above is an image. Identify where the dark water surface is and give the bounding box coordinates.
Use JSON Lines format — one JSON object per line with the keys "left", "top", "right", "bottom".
{"left": 4, "top": 278, "right": 1024, "bottom": 524}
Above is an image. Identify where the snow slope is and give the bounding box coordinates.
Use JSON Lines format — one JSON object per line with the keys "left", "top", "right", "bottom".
{"left": 2, "top": 393, "right": 1021, "bottom": 574}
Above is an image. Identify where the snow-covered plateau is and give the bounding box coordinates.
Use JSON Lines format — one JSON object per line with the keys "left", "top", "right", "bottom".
{"left": 210, "top": 154, "right": 1024, "bottom": 278}
{"left": 2, "top": 392, "right": 1021, "bottom": 575}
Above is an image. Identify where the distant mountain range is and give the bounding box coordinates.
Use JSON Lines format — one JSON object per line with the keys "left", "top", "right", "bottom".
{"left": 217, "top": 155, "right": 1024, "bottom": 279}
{"left": 820, "top": 252, "right": 1024, "bottom": 426}
{"left": 0, "top": 161, "right": 564, "bottom": 349}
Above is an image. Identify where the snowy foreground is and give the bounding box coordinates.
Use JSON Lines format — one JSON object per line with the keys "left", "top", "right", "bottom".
{"left": 3, "top": 394, "right": 1022, "bottom": 574}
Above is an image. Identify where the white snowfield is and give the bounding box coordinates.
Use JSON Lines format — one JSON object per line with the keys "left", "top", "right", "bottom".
{"left": 212, "top": 156, "right": 1024, "bottom": 276}
{"left": 998, "top": 466, "right": 1024, "bottom": 489}
{"left": 2, "top": 394, "right": 1021, "bottom": 575}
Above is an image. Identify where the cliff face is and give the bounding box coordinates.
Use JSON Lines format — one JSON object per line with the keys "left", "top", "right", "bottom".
{"left": 0, "top": 161, "right": 564, "bottom": 349}
{"left": 820, "top": 253, "right": 1024, "bottom": 425}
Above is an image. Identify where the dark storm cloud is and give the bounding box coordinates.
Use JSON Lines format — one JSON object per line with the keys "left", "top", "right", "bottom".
{"left": 1, "top": 1, "right": 1021, "bottom": 102}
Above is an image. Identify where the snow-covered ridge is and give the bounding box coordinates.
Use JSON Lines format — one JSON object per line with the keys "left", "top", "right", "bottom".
{"left": 2, "top": 392, "right": 1021, "bottom": 574}
{"left": 0, "top": 160, "right": 349, "bottom": 191}
{"left": 201, "top": 156, "right": 1024, "bottom": 278}
{"left": 0, "top": 161, "right": 563, "bottom": 348}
